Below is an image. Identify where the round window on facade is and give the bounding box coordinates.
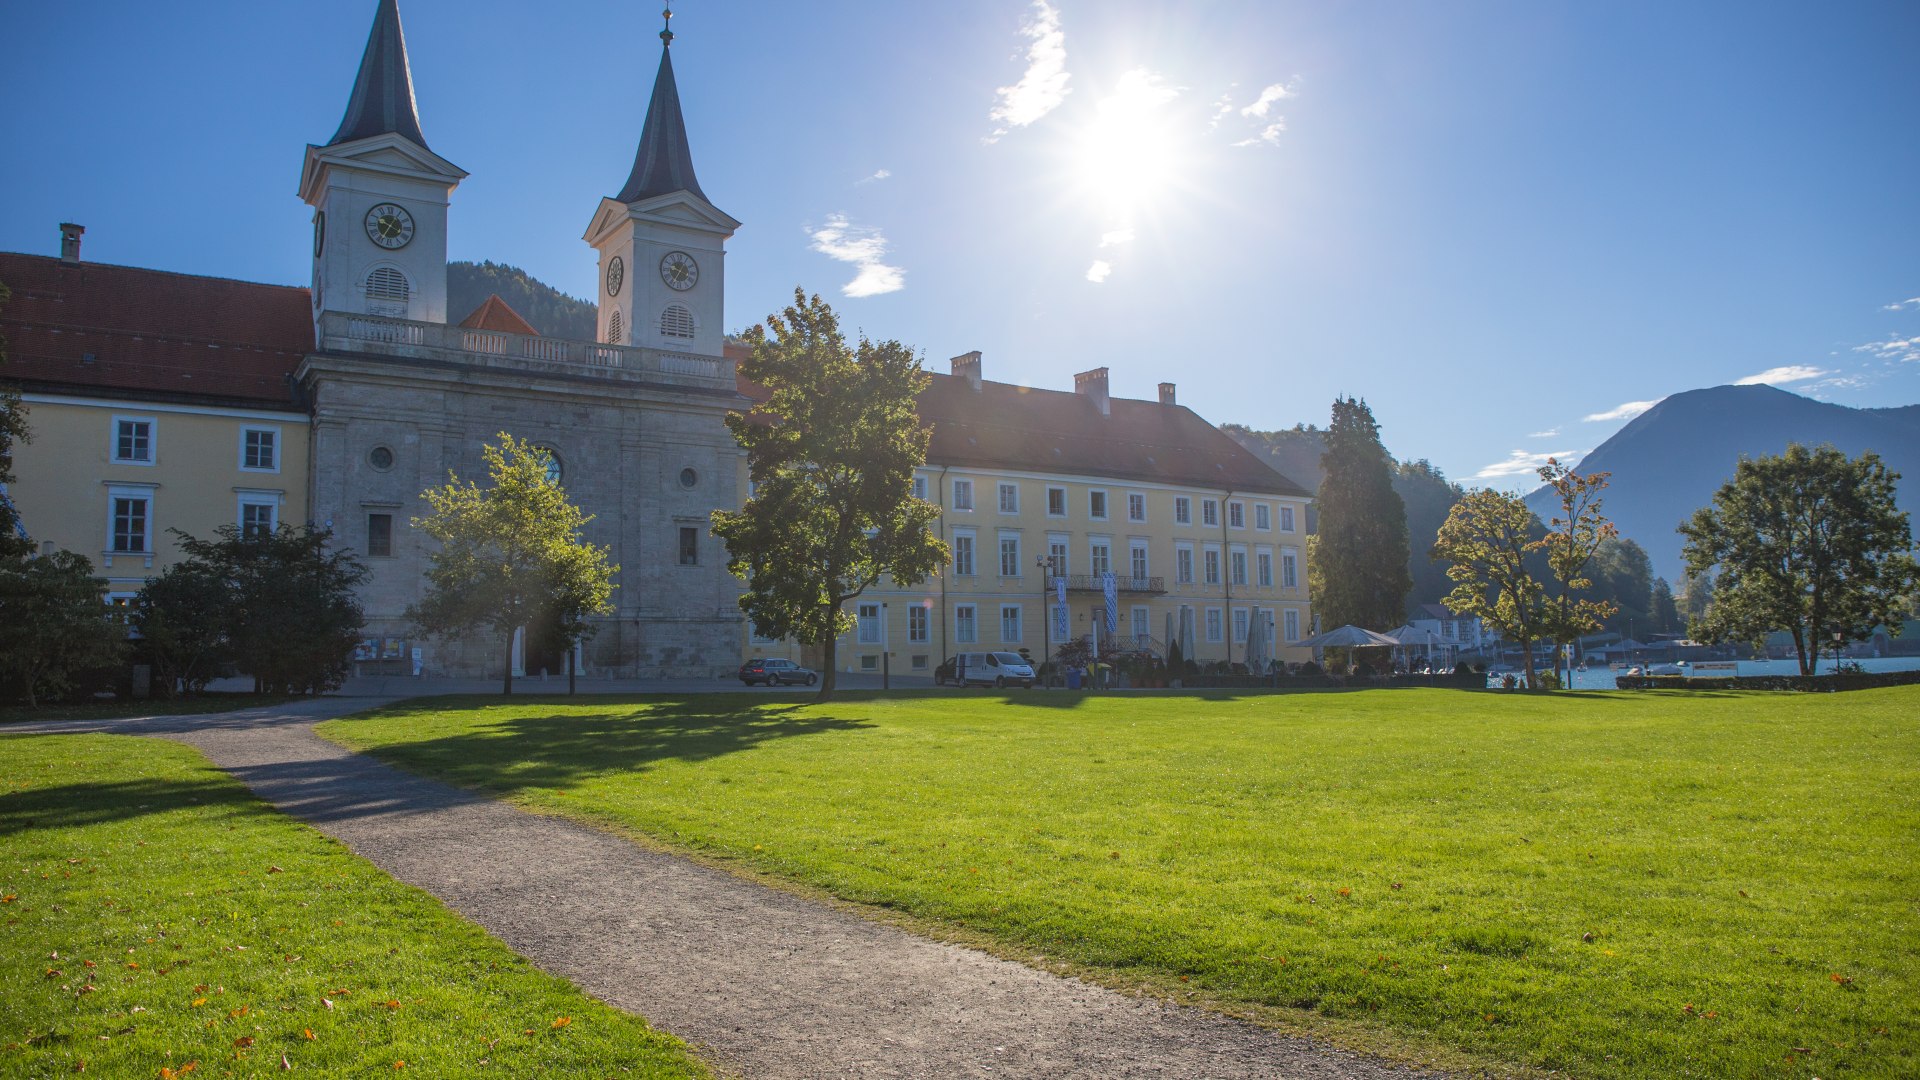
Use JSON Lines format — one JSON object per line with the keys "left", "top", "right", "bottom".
{"left": 368, "top": 446, "right": 395, "bottom": 471}
{"left": 679, "top": 467, "right": 698, "bottom": 489}
{"left": 544, "top": 452, "right": 564, "bottom": 486}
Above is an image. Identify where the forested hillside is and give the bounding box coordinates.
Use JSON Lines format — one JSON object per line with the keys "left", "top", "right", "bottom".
{"left": 447, "top": 261, "right": 596, "bottom": 340}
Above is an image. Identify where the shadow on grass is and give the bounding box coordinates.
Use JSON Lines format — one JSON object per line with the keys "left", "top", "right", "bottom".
{"left": 0, "top": 775, "right": 271, "bottom": 832}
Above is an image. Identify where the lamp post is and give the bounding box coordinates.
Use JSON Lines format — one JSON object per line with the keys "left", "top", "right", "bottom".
{"left": 1037, "top": 554, "right": 1052, "bottom": 688}
{"left": 1833, "top": 629, "right": 1844, "bottom": 678}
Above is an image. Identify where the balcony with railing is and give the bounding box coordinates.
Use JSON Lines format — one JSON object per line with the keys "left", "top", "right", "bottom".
{"left": 316, "top": 312, "right": 733, "bottom": 392}
{"left": 1046, "top": 574, "right": 1166, "bottom": 595}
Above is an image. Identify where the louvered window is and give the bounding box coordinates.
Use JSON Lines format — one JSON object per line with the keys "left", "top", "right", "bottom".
{"left": 364, "top": 267, "right": 409, "bottom": 315}
{"left": 661, "top": 304, "right": 696, "bottom": 339}
{"left": 607, "top": 310, "right": 624, "bottom": 344}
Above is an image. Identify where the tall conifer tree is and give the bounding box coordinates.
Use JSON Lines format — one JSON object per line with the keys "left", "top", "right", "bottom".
{"left": 1307, "top": 397, "right": 1412, "bottom": 630}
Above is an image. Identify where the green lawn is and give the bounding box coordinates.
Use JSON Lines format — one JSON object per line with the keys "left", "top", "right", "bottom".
{"left": 0, "top": 734, "right": 708, "bottom": 1079}
{"left": 0, "top": 694, "right": 298, "bottom": 726}
{"left": 320, "top": 687, "right": 1920, "bottom": 1079}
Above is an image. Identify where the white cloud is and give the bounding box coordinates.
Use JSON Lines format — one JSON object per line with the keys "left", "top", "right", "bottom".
{"left": 806, "top": 214, "right": 905, "bottom": 298}
{"left": 1240, "top": 82, "right": 1294, "bottom": 118}
{"left": 1855, "top": 335, "right": 1920, "bottom": 363}
{"left": 1883, "top": 297, "right": 1920, "bottom": 311}
{"left": 1475, "top": 449, "right": 1585, "bottom": 481}
{"left": 1207, "top": 90, "right": 1236, "bottom": 129}
{"left": 856, "top": 168, "right": 891, "bottom": 185}
{"left": 1583, "top": 399, "right": 1661, "bottom": 423}
{"left": 1527, "top": 428, "right": 1560, "bottom": 439}
{"left": 1231, "top": 120, "right": 1287, "bottom": 148}
{"left": 1085, "top": 260, "right": 1112, "bottom": 283}
{"left": 1734, "top": 365, "right": 1829, "bottom": 386}
{"left": 1098, "top": 228, "right": 1134, "bottom": 247}
{"left": 987, "top": 1, "right": 1070, "bottom": 141}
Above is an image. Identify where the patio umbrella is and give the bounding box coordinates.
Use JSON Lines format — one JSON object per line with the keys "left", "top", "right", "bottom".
{"left": 1295, "top": 624, "right": 1401, "bottom": 649}
{"left": 1164, "top": 611, "right": 1176, "bottom": 659}
{"left": 1387, "top": 624, "right": 1451, "bottom": 673}
{"left": 1244, "top": 609, "right": 1270, "bottom": 674}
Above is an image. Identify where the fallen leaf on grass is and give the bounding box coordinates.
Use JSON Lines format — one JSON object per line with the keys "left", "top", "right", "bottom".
{"left": 1830, "top": 973, "right": 1853, "bottom": 985}
{"left": 321, "top": 999, "right": 334, "bottom": 1011}
{"left": 550, "top": 1017, "right": 571, "bottom": 1029}
{"left": 279, "top": 1053, "right": 292, "bottom": 1070}
{"left": 190, "top": 999, "right": 207, "bottom": 1008}
{"left": 383, "top": 1000, "right": 401, "bottom": 1010}
{"left": 302, "top": 1029, "right": 314, "bottom": 1040}
{"left": 232, "top": 1037, "right": 254, "bottom": 1049}
{"left": 266, "top": 867, "right": 283, "bottom": 874}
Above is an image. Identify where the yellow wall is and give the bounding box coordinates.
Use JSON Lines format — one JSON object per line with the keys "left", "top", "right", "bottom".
{"left": 9, "top": 395, "right": 309, "bottom": 599}
{"left": 742, "top": 464, "right": 1314, "bottom": 675}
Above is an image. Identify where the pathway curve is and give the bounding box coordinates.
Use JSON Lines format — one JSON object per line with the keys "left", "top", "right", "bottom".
{"left": 9, "top": 701, "right": 1444, "bottom": 1080}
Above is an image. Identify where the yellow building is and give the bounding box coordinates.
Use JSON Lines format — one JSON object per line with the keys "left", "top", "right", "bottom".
{"left": 0, "top": 246, "right": 313, "bottom": 603}
{"left": 744, "top": 353, "right": 1314, "bottom": 677}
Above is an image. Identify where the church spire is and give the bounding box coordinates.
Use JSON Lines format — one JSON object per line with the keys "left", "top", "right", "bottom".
{"left": 328, "top": 0, "right": 430, "bottom": 150}
{"left": 613, "top": 5, "right": 709, "bottom": 204}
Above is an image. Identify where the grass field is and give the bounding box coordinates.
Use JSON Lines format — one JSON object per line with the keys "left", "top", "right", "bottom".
{"left": 0, "top": 733, "right": 708, "bottom": 1079}
{"left": 320, "top": 687, "right": 1920, "bottom": 1079}
{"left": 0, "top": 694, "right": 297, "bottom": 726}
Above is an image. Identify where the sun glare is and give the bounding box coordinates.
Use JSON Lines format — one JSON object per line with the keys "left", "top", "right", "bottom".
{"left": 1071, "top": 68, "right": 1183, "bottom": 222}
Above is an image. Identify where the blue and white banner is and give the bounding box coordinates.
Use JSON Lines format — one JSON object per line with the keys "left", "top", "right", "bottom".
{"left": 1102, "top": 572, "right": 1119, "bottom": 636}
{"left": 1053, "top": 602, "right": 1069, "bottom": 640}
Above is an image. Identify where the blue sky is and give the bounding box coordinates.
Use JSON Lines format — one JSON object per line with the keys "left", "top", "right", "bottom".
{"left": 3, "top": 1, "right": 1915, "bottom": 489}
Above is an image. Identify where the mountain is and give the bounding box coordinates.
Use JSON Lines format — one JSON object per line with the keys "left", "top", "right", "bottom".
{"left": 1525, "top": 385, "right": 1920, "bottom": 583}
{"left": 447, "top": 261, "right": 596, "bottom": 340}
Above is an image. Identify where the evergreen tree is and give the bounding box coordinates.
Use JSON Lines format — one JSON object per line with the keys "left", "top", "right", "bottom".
{"left": 1395, "top": 458, "right": 1465, "bottom": 615}
{"left": 0, "top": 550, "right": 126, "bottom": 707}
{"left": 1649, "top": 576, "right": 1682, "bottom": 636}
{"left": 1307, "top": 397, "right": 1411, "bottom": 630}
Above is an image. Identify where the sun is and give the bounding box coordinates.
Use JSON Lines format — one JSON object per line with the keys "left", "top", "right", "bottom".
{"left": 1069, "top": 68, "right": 1184, "bottom": 223}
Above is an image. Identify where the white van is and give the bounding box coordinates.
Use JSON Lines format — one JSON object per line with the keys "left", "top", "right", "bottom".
{"left": 949, "top": 651, "right": 1036, "bottom": 688}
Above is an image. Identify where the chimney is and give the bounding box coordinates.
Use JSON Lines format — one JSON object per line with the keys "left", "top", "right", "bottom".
{"left": 950, "top": 350, "right": 983, "bottom": 391}
{"left": 1074, "top": 367, "right": 1111, "bottom": 417}
{"left": 1158, "top": 382, "right": 1177, "bottom": 406}
{"left": 59, "top": 222, "right": 85, "bottom": 262}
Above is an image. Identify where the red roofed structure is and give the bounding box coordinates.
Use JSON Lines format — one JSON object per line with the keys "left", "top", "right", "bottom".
{"left": 457, "top": 294, "right": 540, "bottom": 337}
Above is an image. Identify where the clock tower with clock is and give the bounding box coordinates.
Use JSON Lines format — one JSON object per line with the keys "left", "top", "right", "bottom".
{"left": 583, "top": 9, "right": 738, "bottom": 355}
{"left": 299, "top": 0, "right": 466, "bottom": 327}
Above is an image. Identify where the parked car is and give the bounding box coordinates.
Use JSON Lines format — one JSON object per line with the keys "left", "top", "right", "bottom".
{"left": 738, "top": 657, "right": 818, "bottom": 686}
{"left": 942, "top": 651, "right": 1037, "bottom": 688}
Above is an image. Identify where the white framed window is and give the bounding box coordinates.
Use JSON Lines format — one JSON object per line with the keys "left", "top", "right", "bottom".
{"left": 1234, "top": 608, "right": 1250, "bottom": 643}
{"left": 239, "top": 426, "right": 279, "bottom": 472}
{"left": 1047, "top": 534, "right": 1069, "bottom": 577}
{"left": 955, "top": 604, "right": 978, "bottom": 644}
{"left": 1088, "top": 489, "right": 1108, "bottom": 520}
{"left": 1206, "top": 607, "right": 1224, "bottom": 643}
{"left": 238, "top": 493, "right": 279, "bottom": 537}
{"left": 1047, "top": 486, "right": 1067, "bottom": 517}
{"left": 1284, "top": 609, "right": 1301, "bottom": 642}
{"left": 998, "top": 482, "right": 1020, "bottom": 514}
{"left": 1230, "top": 545, "right": 1248, "bottom": 587}
{"left": 1175, "top": 543, "right": 1194, "bottom": 585}
{"left": 861, "top": 654, "right": 879, "bottom": 670}
{"left": 908, "top": 603, "right": 930, "bottom": 643}
{"left": 1202, "top": 499, "right": 1219, "bottom": 527}
{"left": 1126, "top": 492, "right": 1146, "bottom": 522}
{"left": 1000, "top": 604, "right": 1023, "bottom": 643}
{"left": 912, "top": 474, "right": 929, "bottom": 500}
{"left": 952, "top": 478, "right": 974, "bottom": 511}
{"left": 999, "top": 533, "right": 1021, "bottom": 577}
{"left": 112, "top": 416, "right": 155, "bottom": 465}
{"left": 1203, "top": 545, "right": 1221, "bottom": 585}
{"left": 1255, "top": 503, "right": 1271, "bottom": 531}
{"left": 1174, "top": 496, "right": 1192, "bottom": 525}
{"left": 660, "top": 304, "right": 696, "bottom": 339}
{"left": 1282, "top": 547, "right": 1299, "bottom": 589}
{"left": 952, "top": 530, "right": 976, "bottom": 576}
{"left": 1229, "top": 501, "right": 1245, "bottom": 529}
{"left": 1281, "top": 505, "right": 1296, "bottom": 532}
{"left": 1129, "top": 540, "right": 1149, "bottom": 581}
{"left": 1257, "top": 547, "right": 1274, "bottom": 588}
{"left": 1130, "top": 605, "right": 1149, "bottom": 644}
{"left": 1089, "top": 538, "right": 1111, "bottom": 577}
{"left": 857, "top": 602, "right": 883, "bottom": 644}
{"left": 107, "top": 488, "right": 152, "bottom": 553}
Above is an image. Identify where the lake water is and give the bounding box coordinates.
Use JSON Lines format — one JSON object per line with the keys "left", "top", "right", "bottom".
{"left": 1531, "top": 656, "right": 1920, "bottom": 691}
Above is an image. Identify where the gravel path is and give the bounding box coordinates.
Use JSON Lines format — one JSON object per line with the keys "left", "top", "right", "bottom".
{"left": 8, "top": 701, "right": 1445, "bottom": 1080}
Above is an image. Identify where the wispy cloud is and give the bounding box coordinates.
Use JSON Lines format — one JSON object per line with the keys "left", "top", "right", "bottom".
{"left": 1099, "top": 228, "right": 1134, "bottom": 248}
{"left": 806, "top": 214, "right": 905, "bottom": 298}
{"left": 986, "top": 1, "right": 1070, "bottom": 141}
{"left": 1583, "top": 399, "right": 1661, "bottom": 423}
{"left": 1231, "top": 121, "right": 1287, "bottom": 148}
{"left": 1883, "top": 297, "right": 1920, "bottom": 311}
{"left": 855, "top": 168, "right": 891, "bottom": 185}
{"left": 1735, "top": 365, "right": 1829, "bottom": 386}
{"left": 1086, "top": 260, "right": 1112, "bottom": 284}
{"left": 1206, "top": 89, "right": 1236, "bottom": 129}
{"left": 1240, "top": 82, "right": 1294, "bottom": 118}
{"left": 1855, "top": 335, "right": 1920, "bottom": 363}
{"left": 1475, "top": 449, "right": 1585, "bottom": 481}
{"left": 1527, "top": 428, "right": 1560, "bottom": 439}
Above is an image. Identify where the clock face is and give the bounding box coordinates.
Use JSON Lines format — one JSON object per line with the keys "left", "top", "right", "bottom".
{"left": 313, "top": 211, "right": 326, "bottom": 258}
{"left": 606, "top": 256, "right": 625, "bottom": 297}
{"left": 659, "top": 250, "right": 698, "bottom": 291}
{"left": 364, "top": 203, "right": 415, "bottom": 249}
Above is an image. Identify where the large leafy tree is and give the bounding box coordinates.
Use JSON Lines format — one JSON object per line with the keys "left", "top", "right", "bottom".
{"left": 1395, "top": 458, "right": 1465, "bottom": 614}
{"left": 0, "top": 550, "right": 126, "bottom": 707}
{"left": 132, "top": 559, "right": 234, "bottom": 696}
{"left": 1433, "top": 488, "right": 1549, "bottom": 687}
{"left": 711, "top": 289, "right": 947, "bottom": 701}
{"left": 409, "top": 433, "right": 616, "bottom": 694}
{"left": 1679, "top": 444, "right": 1918, "bottom": 675}
{"left": 1308, "top": 397, "right": 1412, "bottom": 630}
{"left": 1536, "top": 459, "right": 1618, "bottom": 685}
{"left": 1, "top": 279, "right": 33, "bottom": 561}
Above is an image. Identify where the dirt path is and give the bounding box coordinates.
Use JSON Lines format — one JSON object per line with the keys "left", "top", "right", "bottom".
{"left": 8, "top": 702, "right": 1444, "bottom": 1080}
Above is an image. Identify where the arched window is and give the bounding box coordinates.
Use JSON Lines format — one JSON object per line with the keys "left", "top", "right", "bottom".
{"left": 364, "top": 266, "right": 410, "bottom": 316}
{"left": 660, "top": 304, "right": 696, "bottom": 340}
{"left": 607, "top": 309, "right": 624, "bottom": 345}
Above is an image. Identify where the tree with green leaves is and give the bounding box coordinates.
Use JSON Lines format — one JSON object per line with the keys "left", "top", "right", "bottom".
{"left": 1, "top": 279, "right": 33, "bottom": 562}
{"left": 1433, "top": 488, "right": 1549, "bottom": 687}
{"left": 1308, "top": 397, "right": 1412, "bottom": 630}
{"left": 409, "top": 433, "right": 617, "bottom": 695}
{"left": 132, "top": 558, "right": 234, "bottom": 696}
{"left": 1679, "top": 444, "right": 1918, "bottom": 676}
{"left": 1536, "top": 459, "right": 1618, "bottom": 686}
{"left": 0, "top": 550, "right": 126, "bottom": 707}
{"left": 1395, "top": 458, "right": 1465, "bottom": 615}
{"left": 711, "top": 289, "right": 947, "bottom": 701}
{"left": 1649, "top": 576, "right": 1682, "bottom": 636}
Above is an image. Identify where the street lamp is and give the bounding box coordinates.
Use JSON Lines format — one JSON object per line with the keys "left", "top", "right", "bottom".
{"left": 1037, "top": 554, "right": 1053, "bottom": 687}
{"left": 1833, "top": 629, "right": 1844, "bottom": 678}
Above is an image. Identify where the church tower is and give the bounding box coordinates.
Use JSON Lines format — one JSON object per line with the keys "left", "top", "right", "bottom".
{"left": 299, "top": 0, "right": 466, "bottom": 327}
{"left": 584, "top": 10, "right": 739, "bottom": 355}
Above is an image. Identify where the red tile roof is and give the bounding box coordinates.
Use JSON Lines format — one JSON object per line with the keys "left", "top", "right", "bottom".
{"left": 457, "top": 294, "right": 540, "bottom": 336}
{"left": 0, "top": 253, "right": 313, "bottom": 409}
